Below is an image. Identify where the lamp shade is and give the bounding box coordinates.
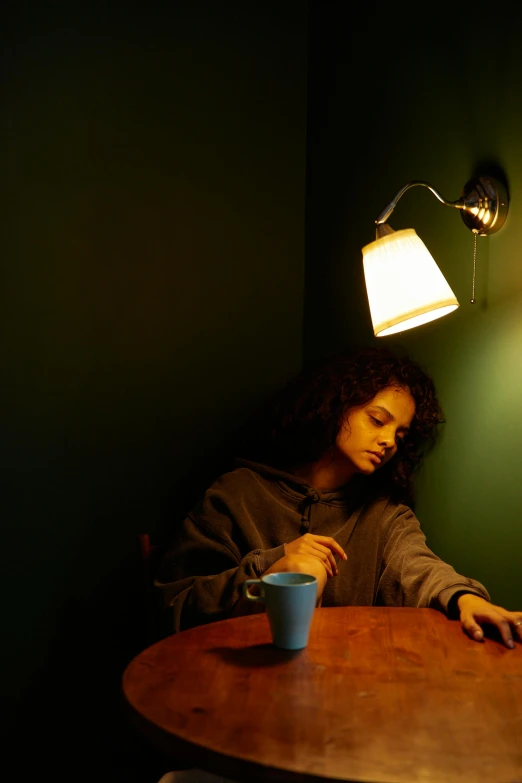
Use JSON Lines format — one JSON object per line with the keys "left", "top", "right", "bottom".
{"left": 362, "top": 228, "right": 459, "bottom": 337}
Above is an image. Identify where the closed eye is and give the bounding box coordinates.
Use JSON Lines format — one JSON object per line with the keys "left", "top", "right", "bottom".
{"left": 370, "top": 414, "right": 406, "bottom": 446}
{"left": 368, "top": 413, "right": 406, "bottom": 447}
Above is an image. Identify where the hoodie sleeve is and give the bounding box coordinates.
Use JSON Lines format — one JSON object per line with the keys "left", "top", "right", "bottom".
{"left": 377, "top": 505, "right": 490, "bottom": 613}
{"left": 154, "top": 482, "right": 286, "bottom": 633}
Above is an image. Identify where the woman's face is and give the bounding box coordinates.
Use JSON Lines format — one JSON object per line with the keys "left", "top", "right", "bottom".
{"left": 335, "top": 385, "right": 416, "bottom": 476}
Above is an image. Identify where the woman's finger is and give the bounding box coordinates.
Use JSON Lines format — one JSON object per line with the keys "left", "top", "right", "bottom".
{"left": 463, "top": 615, "right": 514, "bottom": 649}
{"left": 300, "top": 544, "right": 334, "bottom": 576}
{"left": 491, "top": 618, "right": 515, "bottom": 649}
{"left": 461, "top": 618, "right": 485, "bottom": 643}
{"left": 309, "top": 542, "right": 339, "bottom": 574}
{"left": 307, "top": 534, "right": 347, "bottom": 560}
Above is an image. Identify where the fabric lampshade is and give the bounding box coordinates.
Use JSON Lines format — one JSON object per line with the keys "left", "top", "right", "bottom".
{"left": 362, "top": 228, "right": 459, "bottom": 337}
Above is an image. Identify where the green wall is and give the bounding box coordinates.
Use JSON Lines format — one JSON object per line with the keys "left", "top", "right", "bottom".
{"left": 8, "top": 2, "right": 521, "bottom": 778}
{"left": 4, "top": 3, "right": 306, "bottom": 779}
{"left": 306, "top": 3, "right": 522, "bottom": 609}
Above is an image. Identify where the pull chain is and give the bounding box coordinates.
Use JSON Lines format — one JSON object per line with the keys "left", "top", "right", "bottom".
{"left": 470, "top": 230, "right": 478, "bottom": 304}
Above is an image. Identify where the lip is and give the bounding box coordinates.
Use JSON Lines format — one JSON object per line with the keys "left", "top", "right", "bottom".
{"left": 368, "top": 451, "right": 385, "bottom": 465}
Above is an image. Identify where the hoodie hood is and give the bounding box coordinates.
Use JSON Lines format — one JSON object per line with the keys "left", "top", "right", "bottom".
{"left": 233, "top": 457, "right": 365, "bottom": 503}
{"left": 234, "top": 457, "right": 363, "bottom": 535}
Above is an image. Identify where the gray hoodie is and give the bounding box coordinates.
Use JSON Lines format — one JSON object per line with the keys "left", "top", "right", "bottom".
{"left": 155, "top": 459, "right": 489, "bottom": 633}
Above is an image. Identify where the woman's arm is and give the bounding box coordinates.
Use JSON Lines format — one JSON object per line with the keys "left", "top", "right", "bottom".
{"left": 155, "top": 512, "right": 286, "bottom": 632}
{"left": 377, "top": 506, "right": 489, "bottom": 612}
{"left": 377, "top": 506, "right": 522, "bottom": 648}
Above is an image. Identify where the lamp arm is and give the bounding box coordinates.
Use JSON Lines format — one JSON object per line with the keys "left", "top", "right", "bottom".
{"left": 375, "top": 181, "right": 464, "bottom": 225}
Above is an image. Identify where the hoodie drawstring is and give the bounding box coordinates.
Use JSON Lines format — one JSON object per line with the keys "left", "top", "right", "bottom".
{"left": 300, "top": 488, "right": 320, "bottom": 534}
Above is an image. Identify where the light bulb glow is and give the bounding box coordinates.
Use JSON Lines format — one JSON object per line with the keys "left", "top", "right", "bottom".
{"left": 362, "top": 228, "right": 459, "bottom": 337}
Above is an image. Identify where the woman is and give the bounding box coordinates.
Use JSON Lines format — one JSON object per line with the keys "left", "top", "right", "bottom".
{"left": 155, "top": 346, "right": 522, "bottom": 648}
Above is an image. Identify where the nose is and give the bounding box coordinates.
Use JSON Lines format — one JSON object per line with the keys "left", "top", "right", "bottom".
{"left": 378, "top": 432, "right": 395, "bottom": 450}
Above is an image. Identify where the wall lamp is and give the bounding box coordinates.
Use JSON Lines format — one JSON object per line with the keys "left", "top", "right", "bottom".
{"left": 362, "top": 175, "right": 509, "bottom": 337}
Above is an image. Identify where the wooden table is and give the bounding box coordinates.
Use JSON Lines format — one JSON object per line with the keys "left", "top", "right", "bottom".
{"left": 121, "top": 606, "right": 522, "bottom": 783}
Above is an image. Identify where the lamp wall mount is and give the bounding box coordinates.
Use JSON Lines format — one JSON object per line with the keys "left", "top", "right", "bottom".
{"left": 375, "top": 175, "right": 509, "bottom": 239}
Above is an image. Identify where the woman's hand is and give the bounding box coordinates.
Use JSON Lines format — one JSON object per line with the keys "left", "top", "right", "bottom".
{"left": 283, "top": 533, "right": 347, "bottom": 578}
{"left": 262, "top": 553, "right": 330, "bottom": 607}
{"left": 261, "top": 535, "right": 347, "bottom": 608}
{"left": 457, "top": 593, "right": 522, "bottom": 649}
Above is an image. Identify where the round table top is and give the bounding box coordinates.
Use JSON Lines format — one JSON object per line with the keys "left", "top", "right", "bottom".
{"left": 122, "top": 606, "right": 522, "bottom": 783}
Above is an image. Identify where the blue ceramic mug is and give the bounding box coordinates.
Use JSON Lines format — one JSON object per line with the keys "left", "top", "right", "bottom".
{"left": 242, "top": 572, "right": 318, "bottom": 650}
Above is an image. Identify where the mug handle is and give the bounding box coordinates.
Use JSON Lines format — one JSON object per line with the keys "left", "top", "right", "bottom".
{"left": 243, "top": 579, "right": 265, "bottom": 602}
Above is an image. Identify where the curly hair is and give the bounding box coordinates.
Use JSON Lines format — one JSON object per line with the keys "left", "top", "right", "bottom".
{"left": 241, "top": 346, "right": 445, "bottom": 506}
